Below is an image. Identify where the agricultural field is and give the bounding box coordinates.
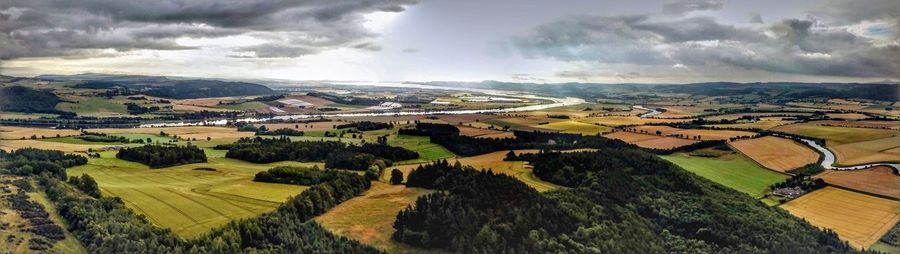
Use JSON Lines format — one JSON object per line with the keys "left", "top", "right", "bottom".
{"left": 315, "top": 182, "right": 439, "bottom": 254}
{"left": 831, "top": 136, "right": 900, "bottom": 165}
{"left": 826, "top": 113, "right": 869, "bottom": 120}
{"left": 772, "top": 123, "right": 898, "bottom": 145}
{"left": 603, "top": 131, "right": 699, "bottom": 149}
{"left": 0, "top": 112, "right": 58, "bottom": 119}
{"left": 661, "top": 150, "right": 788, "bottom": 198}
{"left": 814, "top": 120, "right": 900, "bottom": 130}
{"left": 68, "top": 151, "right": 316, "bottom": 237}
{"left": 706, "top": 117, "right": 797, "bottom": 130}
{"left": 0, "top": 139, "right": 112, "bottom": 153}
{"left": 703, "top": 112, "right": 812, "bottom": 121}
{"left": 88, "top": 126, "right": 254, "bottom": 141}
{"left": 579, "top": 115, "right": 688, "bottom": 126}
{"left": 55, "top": 97, "right": 131, "bottom": 116}
{"left": 631, "top": 125, "right": 756, "bottom": 140}
{"left": 0, "top": 126, "right": 81, "bottom": 140}
{"left": 387, "top": 135, "right": 455, "bottom": 164}
{"left": 534, "top": 120, "right": 612, "bottom": 135}
{"left": 780, "top": 187, "right": 900, "bottom": 250}
{"left": 815, "top": 166, "right": 900, "bottom": 199}
{"left": 456, "top": 125, "right": 510, "bottom": 137}
{"left": 729, "top": 136, "right": 819, "bottom": 172}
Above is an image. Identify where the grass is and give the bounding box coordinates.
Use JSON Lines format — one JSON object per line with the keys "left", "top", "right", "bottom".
{"left": 780, "top": 187, "right": 900, "bottom": 250}
{"left": 661, "top": 151, "right": 788, "bottom": 198}
{"left": 315, "top": 182, "right": 442, "bottom": 254}
{"left": 28, "top": 190, "right": 88, "bottom": 253}
{"left": 388, "top": 135, "right": 455, "bottom": 164}
{"left": 56, "top": 97, "right": 128, "bottom": 116}
{"left": 68, "top": 150, "right": 318, "bottom": 237}
{"left": 0, "top": 111, "right": 57, "bottom": 119}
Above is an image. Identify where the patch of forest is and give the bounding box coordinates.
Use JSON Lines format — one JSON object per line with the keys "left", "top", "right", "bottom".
{"left": 222, "top": 137, "right": 418, "bottom": 170}
{"left": 116, "top": 144, "right": 207, "bottom": 168}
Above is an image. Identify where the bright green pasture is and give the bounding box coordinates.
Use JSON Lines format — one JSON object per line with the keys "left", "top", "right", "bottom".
{"left": 661, "top": 152, "right": 788, "bottom": 198}
{"left": 67, "top": 150, "right": 317, "bottom": 237}
{"left": 388, "top": 135, "right": 455, "bottom": 164}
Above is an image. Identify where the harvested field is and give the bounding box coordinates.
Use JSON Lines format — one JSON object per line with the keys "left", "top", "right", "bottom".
{"left": 661, "top": 152, "right": 788, "bottom": 198}
{"left": 631, "top": 125, "right": 756, "bottom": 140}
{"left": 816, "top": 166, "right": 900, "bottom": 199}
{"left": 172, "top": 104, "right": 237, "bottom": 112}
{"left": 814, "top": 120, "right": 900, "bottom": 130}
{"left": 88, "top": 126, "right": 254, "bottom": 141}
{"left": 603, "top": 131, "right": 699, "bottom": 149}
{"left": 772, "top": 123, "right": 899, "bottom": 145}
{"left": 0, "top": 139, "right": 111, "bottom": 153}
{"left": 433, "top": 114, "right": 497, "bottom": 124}
{"left": 535, "top": 120, "right": 612, "bottom": 135}
{"left": 69, "top": 152, "right": 316, "bottom": 237}
{"left": 704, "top": 112, "right": 812, "bottom": 121}
{"left": 832, "top": 136, "right": 900, "bottom": 165}
{"left": 780, "top": 187, "right": 900, "bottom": 249}
{"left": 315, "top": 182, "right": 438, "bottom": 254}
{"left": 826, "top": 113, "right": 869, "bottom": 120}
{"left": 457, "top": 126, "right": 508, "bottom": 137}
{"left": 730, "top": 136, "right": 819, "bottom": 172}
{"left": 0, "top": 126, "right": 81, "bottom": 140}
{"left": 706, "top": 117, "right": 796, "bottom": 130}
{"left": 579, "top": 116, "right": 687, "bottom": 126}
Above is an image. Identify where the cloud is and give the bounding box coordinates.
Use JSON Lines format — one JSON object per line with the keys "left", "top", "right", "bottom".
{"left": 748, "top": 13, "right": 763, "bottom": 24}
{"left": 662, "top": 0, "right": 723, "bottom": 15}
{"left": 0, "top": 0, "right": 419, "bottom": 59}
{"left": 401, "top": 48, "right": 419, "bottom": 53}
{"left": 513, "top": 5, "right": 900, "bottom": 78}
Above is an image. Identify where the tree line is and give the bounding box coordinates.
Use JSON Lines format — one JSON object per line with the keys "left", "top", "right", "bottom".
{"left": 116, "top": 144, "right": 207, "bottom": 168}
{"left": 335, "top": 121, "right": 393, "bottom": 131}
{"left": 254, "top": 166, "right": 343, "bottom": 186}
{"left": 223, "top": 137, "right": 418, "bottom": 169}
{"left": 0, "top": 148, "right": 87, "bottom": 179}
{"left": 35, "top": 156, "right": 380, "bottom": 253}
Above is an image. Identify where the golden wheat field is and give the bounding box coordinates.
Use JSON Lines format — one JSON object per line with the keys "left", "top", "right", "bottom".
{"left": 729, "top": 136, "right": 819, "bottom": 172}
{"left": 780, "top": 187, "right": 900, "bottom": 249}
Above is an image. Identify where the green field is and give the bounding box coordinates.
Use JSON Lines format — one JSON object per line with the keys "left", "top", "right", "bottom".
{"left": 68, "top": 151, "right": 318, "bottom": 237}
{"left": 0, "top": 111, "right": 57, "bottom": 119}
{"left": 388, "top": 135, "right": 455, "bottom": 164}
{"left": 661, "top": 152, "right": 788, "bottom": 198}
{"left": 56, "top": 97, "right": 128, "bottom": 115}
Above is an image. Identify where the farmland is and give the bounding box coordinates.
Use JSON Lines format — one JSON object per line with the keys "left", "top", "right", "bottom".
{"left": 68, "top": 151, "right": 316, "bottom": 237}
{"left": 533, "top": 120, "right": 612, "bottom": 135}
{"left": 0, "top": 126, "right": 80, "bottom": 140}
{"left": 315, "top": 182, "right": 438, "bottom": 254}
{"left": 603, "top": 131, "right": 699, "bottom": 149}
{"left": 387, "top": 135, "right": 455, "bottom": 164}
{"left": 816, "top": 166, "right": 900, "bottom": 199}
{"left": 780, "top": 187, "right": 900, "bottom": 249}
{"left": 631, "top": 125, "right": 756, "bottom": 140}
{"left": 772, "top": 123, "right": 899, "bottom": 145}
{"left": 661, "top": 151, "right": 788, "bottom": 198}
{"left": 706, "top": 117, "right": 796, "bottom": 130}
{"left": 729, "top": 136, "right": 819, "bottom": 172}
{"left": 831, "top": 136, "right": 900, "bottom": 165}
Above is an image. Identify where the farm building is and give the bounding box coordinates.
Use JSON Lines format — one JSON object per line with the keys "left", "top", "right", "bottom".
{"left": 278, "top": 99, "right": 315, "bottom": 108}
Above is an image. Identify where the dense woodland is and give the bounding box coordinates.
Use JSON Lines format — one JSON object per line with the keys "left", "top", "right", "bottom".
{"left": 0, "top": 148, "right": 87, "bottom": 179}
{"left": 336, "top": 121, "right": 394, "bottom": 131}
{"left": 116, "top": 144, "right": 207, "bottom": 168}
{"left": 0, "top": 86, "right": 72, "bottom": 116}
{"left": 254, "top": 166, "right": 342, "bottom": 186}
{"left": 224, "top": 137, "right": 418, "bottom": 167}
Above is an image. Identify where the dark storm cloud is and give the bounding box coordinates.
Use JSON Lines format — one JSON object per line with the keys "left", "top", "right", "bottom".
{"left": 514, "top": 2, "right": 900, "bottom": 78}
{"left": 0, "top": 0, "right": 418, "bottom": 59}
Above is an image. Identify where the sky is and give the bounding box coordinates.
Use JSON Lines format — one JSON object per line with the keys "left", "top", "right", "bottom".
{"left": 1, "top": 0, "right": 898, "bottom": 83}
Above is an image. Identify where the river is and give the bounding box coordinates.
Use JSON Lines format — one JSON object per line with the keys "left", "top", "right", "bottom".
{"left": 798, "top": 139, "right": 900, "bottom": 171}
{"left": 140, "top": 82, "right": 585, "bottom": 128}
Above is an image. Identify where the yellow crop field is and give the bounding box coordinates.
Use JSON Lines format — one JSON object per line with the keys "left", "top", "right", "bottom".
{"left": 603, "top": 131, "right": 699, "bottom": 149}
{"left": 773, "top": 123, "right": 899, "bottom": 145}
{"left": 0, "top": 126, "right": 81, "bottom": 140}
{"left": 315, "top": 182, "right": 438, "bottom": 254}
{"left": 632, "top": 125, "right": 755, "bottom": 140}
{"left": 730, "top": 136, "right": 819, "bottom": 172}
{"left": 88, "top": 126, "right": 254, "bottom": 141}
{"left": 535, "top": 120, "right": 612, "bottom": 135}
{"left": 816, "top": 166, "right": 900, "bottom": 199}
{"left": 780, "top": 187, "right": 900, "bottom": 249}
{"left": 832, "top": 136, "right": 900, "bottom": 165}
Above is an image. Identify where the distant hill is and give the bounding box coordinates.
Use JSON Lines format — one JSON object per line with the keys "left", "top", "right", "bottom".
{"left": 421, "top": 81, "right": 900, "bottom": 101}
{"left": 36, "top": 73, "right": 275, "bottom": 99}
